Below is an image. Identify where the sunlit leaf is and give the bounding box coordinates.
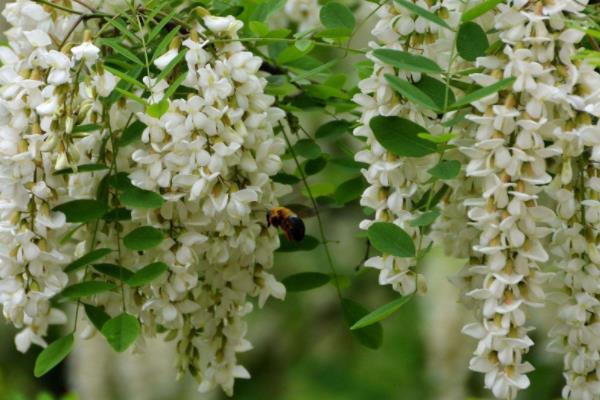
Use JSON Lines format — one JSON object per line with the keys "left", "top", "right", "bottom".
{"left": 367, "top": 222, "right": 415, "bottom": 258}
{"left": 350, "top": 296, "right": 414, "bottom": 330}
{"left": 283, "top": 272, "right": 331, "bottom": 292}
{"left": 34, "top": 335, "right": 74, "bottom": 378}
{"left": 64, "top": 248, "right": 113, "bottom": 273}
{"left": 101, "top": 313, "right": 140, "bottom": 352}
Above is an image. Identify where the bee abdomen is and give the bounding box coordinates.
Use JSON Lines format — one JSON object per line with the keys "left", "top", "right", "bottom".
{"left": 283, "top": 216, "right": 305, "bottom": 242}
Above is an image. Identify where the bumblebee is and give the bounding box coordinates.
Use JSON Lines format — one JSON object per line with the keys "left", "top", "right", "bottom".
{"left": 267, "top": 207, "right": 305, "bottom": 242}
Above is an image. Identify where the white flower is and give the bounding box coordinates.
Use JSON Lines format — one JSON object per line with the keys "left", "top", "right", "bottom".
{"left": 71, "top": 41, "right": 100, "bottom": 65}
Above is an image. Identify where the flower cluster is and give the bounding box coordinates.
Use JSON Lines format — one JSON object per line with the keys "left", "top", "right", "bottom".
{"left": 0, "top": 0, "right": 287, "bottom": 396}
{"left": 124, "top": 18, "right": 288, "bottom": 395}
{"left": 356, "top": 0, "right": 600, "bottom": 399}
{"left": 353, "top": 0, "right": 463, "bottom": 296}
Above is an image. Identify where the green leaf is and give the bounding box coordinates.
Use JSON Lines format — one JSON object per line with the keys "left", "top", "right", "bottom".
{"left": 277, "top": 44, "right": 314, "bottom": 65}
{"left": 457, "top": 22, "right": 489, "bottom": 61}
{"left": 369, "top": 116, "right": 436, "bottom": 157}
{"left": 34, "top": 335, "right": 74, "bottom": 378}
{"left": 320, "top": 2, "right": 355, "bottom": 31}
{"left": 341, "top": 298, "right": 383, "bottom": 349}
{"left": 276, "top": 234, "right": 319, "bottom": 252}
{"left": 356, "top": 60, "right": 374, "bottom": 80}
{"left": 104, "top": 66, "right": 146, "bottom": 89}
{"left": 123, "top": 226, "right": 164, "bottom": 251}
{"left": 293, "top": 139, "right": 322, "bottom": 159}
{"left": 304, "top": 157, "right": 328, "bottom": 176}
{"left": 272, "top": 173, "right": 301, "bottom": 185}
{"left": 449, "top": 77, "right": 515, "bottom": 110}
{"left": 101, "top": 313, "right": 140, "bottom": 352}
{"left": 367, "top": 222, "right": 415, "bottom": 258}
{"left": 385, "top": 75, "right": 440, "bottom": 112}
{"left": 54, "top": 163, "right": 109, "bottom": 176}
{"left": 164, "top": 73, "right": 187, "bottom": 98}
{"left": 334, "top": 177, "right": 366, "bottom": 205}
{"left": 350, "top": 295, "right": 414, "bottom": 330}
{"left": 146, "top": 100, "right": 169, "bottom": 119}
{"left": 428, "top": 159, "right": 461, "bottom": 180}
{"left": 295, "top": 39, "right": 313, "bottom": 52}
{"left": 148, "top": 9, "right": 178, "bottom": 43}
{"left": 114, "top": 88, "right": 147, "bottom": 106}
{"left": 84, "top": 304, "right": 110, "bottom": 331}
{"left": 54, "top": 199, "right": 109, "bottom": 223}
{"left": 61, "top": 281, "right": 116, "bottom": 300}
{"left": 461, "top": 0, "right": 503, "bottom": 22}
{"left": 108, "top": 172, "right": 135, "bottom": 191}
{"left": 119, "top": 187, "right": 165, "bottom": 209}
{"left": 93, "top": 263, "right": 133, "bottom": 281}
{"left": 98, "top": 38, "right": 144, "bottom": 66}
{"left": 64, "top": 248, "right": 113, "bottom": 273}
{"left": 72, "top": 123, "right": 102, "bottom": 134}
{"left": 410, "top": 209, "right": 441, "bottom": 227}
{"left": 249, "top": 21, "right": 269, "bottom": 36}
{"left": 118, "top": 120, "right": 146, "bottom": 147}
{"left": 372, "top": 49, "right": 443, "bottom": 74}
{"left": 103, "top": 208, "right": 132, "bottom": 222}
{"left": 315, "top": 120, "right": 352, "bottom": 140}
{"left": 418, "top": 133, "right": 456, "bottom": 144}
{"left": 282, "top": 272, "right": 331, "bottom": 292}
{"left": 414, "top": 76, "right": 455, "bottom": 111}
{"left": 104, "top": 17, "right": 140, "bottom": 44}
{"left": 394, "top": 0, "right": 452, "bottom": 30}
{"left": 126, "top": 262, "right": 169, "bottom": 287}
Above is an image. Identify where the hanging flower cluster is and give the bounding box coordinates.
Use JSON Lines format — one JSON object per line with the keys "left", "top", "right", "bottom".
{"left": 0, "top": 0, "right": 287, "bottom": 396}
{"left": 355, "top": 0, "right": 600, "bottom": 399}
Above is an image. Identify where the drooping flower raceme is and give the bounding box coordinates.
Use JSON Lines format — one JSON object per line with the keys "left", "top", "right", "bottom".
{"left": 458, "top": 1, "right": 600, "bottom": 399}
{"left": 0, "top": 0, "right": 288, "bottom": 396}
{"left": 119, "top": 18, "right": 288, "bottom": 395}
{"left": 353, "top": 0, "right": 462, "bottom": 296}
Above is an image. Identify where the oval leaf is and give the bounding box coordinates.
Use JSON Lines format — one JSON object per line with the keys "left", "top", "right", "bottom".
{"left": 449, "top": 77, "right": 515, "bottom": 110}
{"left": 334, "top": 177, "right": 366, "bottom": 205}
{"left": 428, "top": 159, "right": 461, "bottom": 180}
{"left": 367, "top": 222, "right": 415, "bottom": 258}
{"left": 54, "top": 199, "right": 109, "bottom": 223}
{"left": 341, "top": 298, "right": 383, "bottom": 349}
{"left": 61, "top": 281, "right": 116, "bottom": 300}
{"left": 457, "top": 22, "right": 489, "bottom": 61}
{"left": 119, "top": 187, "right": 165, "bottom": 209}
{"left": 461, "top": 0, "right": 503, "bottom": 22}
{"left": 410, "top": 209, "right": 441, "bottom": 227}
{"left": 369, "top": 116, "right": 436, "bottom": 157}
{"left": 93, "top": 263, "right": 133, "bottom": 281}
{"left": 385, "top": 75, "right": 440, "bottom": 112}
{"left": 123, "top": 226, "right": 164, "bottom": 251}
{"left": 34, "top": 334, "right": 74, "bottom": 377}
{"left": 315, "top": 120, "right": 352, "bottom": 140}
{"left": 372, "top": 49, "right": 443, "bottom": 75}
{"left": 350, "top": 295, "right": 414, "bottom": 330}
{"left": 293, "top": 139, "right": 322, "bottom": 160}
{"left": 64, "top": 248, "right": 112, "bottom": 273}
{"left": 320, "top": 2, "right": 355, "bottom": 32}
{"left": 84, "top": 304, "right": 111, "bottom": 331}
{"left": 126, "top": 262, "right": 169, "bottom": 287}
{"left": 394, "top": 0, "right": 452, "bottom": 30}
{"left": 282, "top": 272, "right": 331, "bottom": 292}
{"left": 101, "top": 313, "right": 140, "bottom": 352}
